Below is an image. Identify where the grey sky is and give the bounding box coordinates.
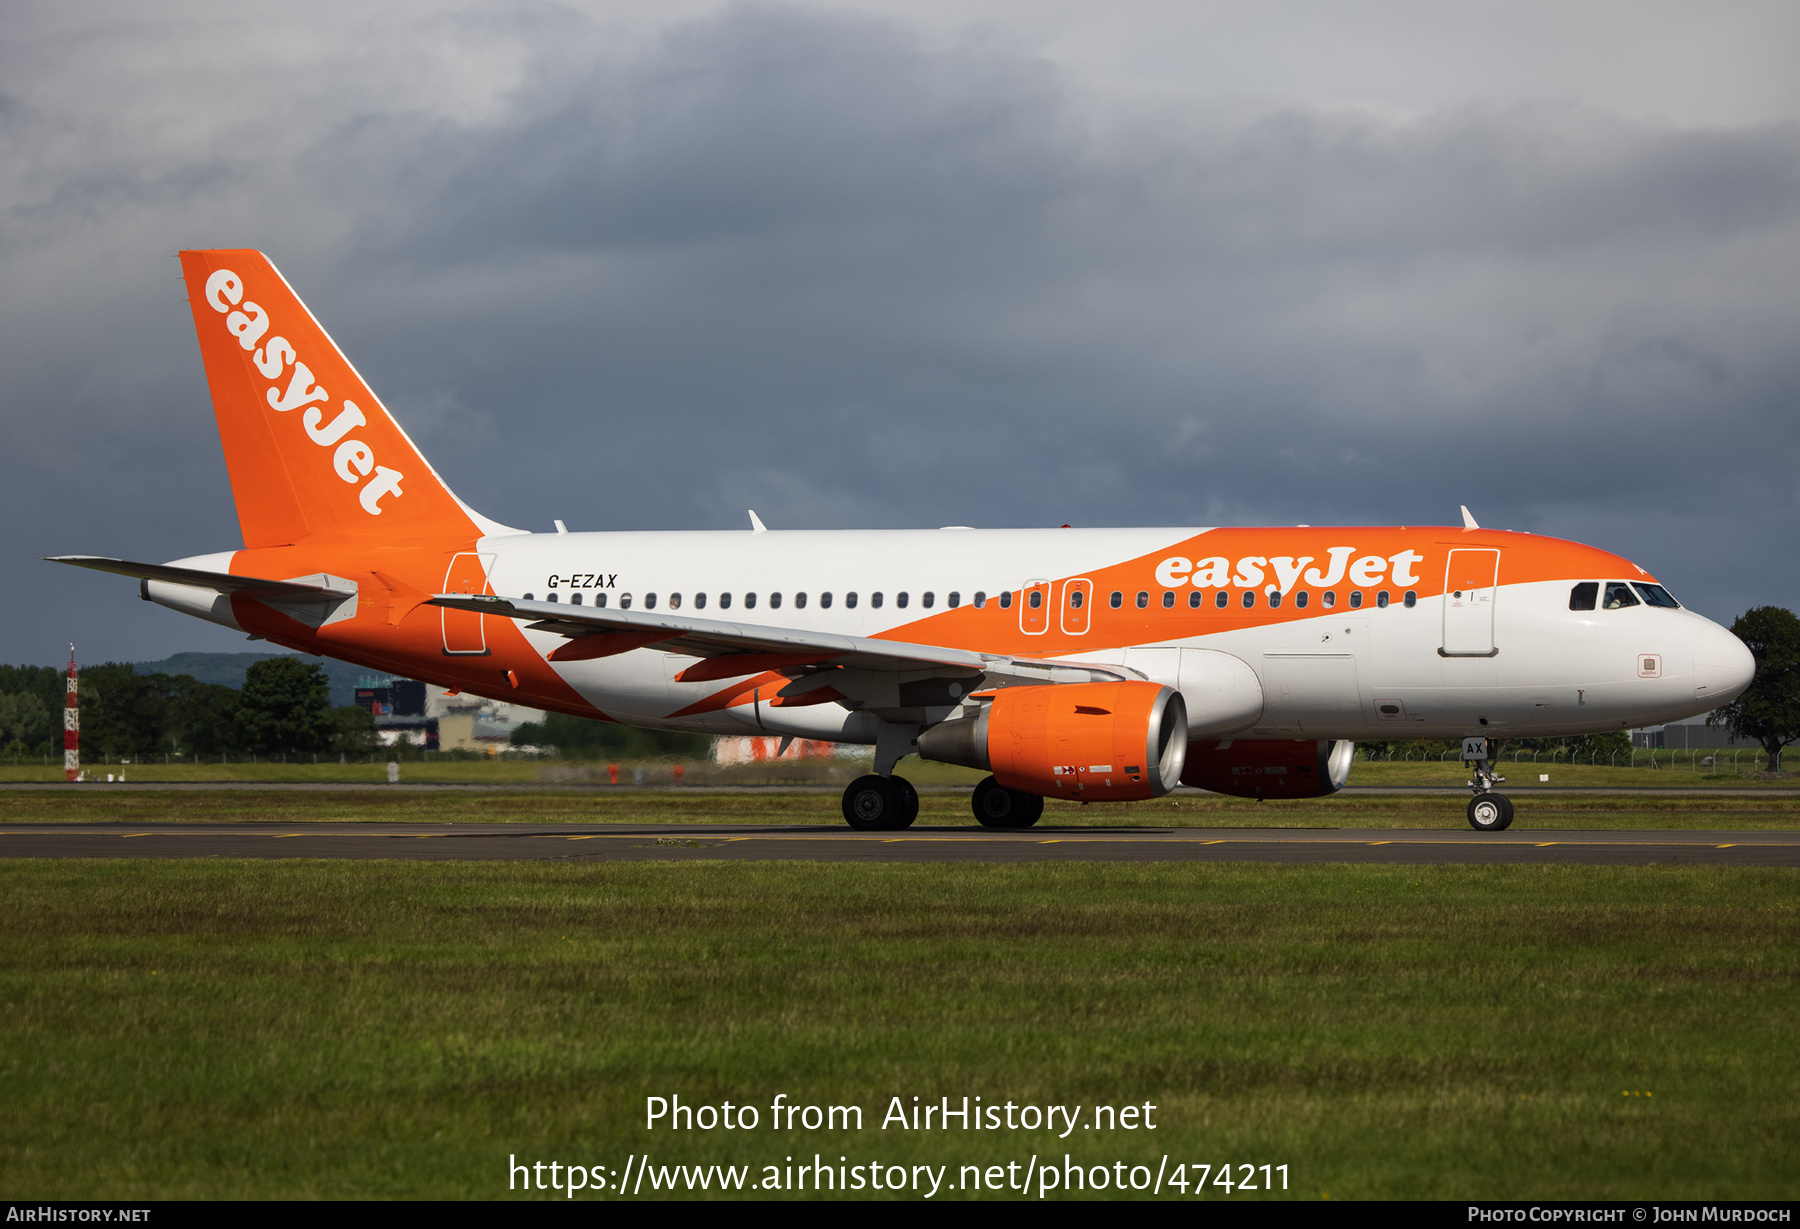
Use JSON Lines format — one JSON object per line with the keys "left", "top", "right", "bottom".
{"left": 4, "top": 1, "right": 1798, "bottom": 665}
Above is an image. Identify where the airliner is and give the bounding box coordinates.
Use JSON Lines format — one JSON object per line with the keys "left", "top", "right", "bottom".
{"left": 52, "top": 250, "right": 1756, "bottom": 832}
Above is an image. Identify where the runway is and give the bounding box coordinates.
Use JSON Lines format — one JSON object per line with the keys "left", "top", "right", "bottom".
{"left": 4, "top": 823, "right": 1799, "bottom": 864}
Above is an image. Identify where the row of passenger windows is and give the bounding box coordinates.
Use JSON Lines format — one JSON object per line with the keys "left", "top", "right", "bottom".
{"left": 522, "top": 590, "right": 978, "bottom": 611}
{"left": 521, "top": 587, "right": 1420, "bottom": 612}
{"left": 1569, "top": 581, "right": 1681, "bottom": 611}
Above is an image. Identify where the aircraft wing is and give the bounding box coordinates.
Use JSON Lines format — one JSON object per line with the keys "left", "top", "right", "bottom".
{"left": 428, "top": 593, "right": 1133, "bottom": 690}
{"left": 47, "top": 556, "right": 357, "bottom": 601}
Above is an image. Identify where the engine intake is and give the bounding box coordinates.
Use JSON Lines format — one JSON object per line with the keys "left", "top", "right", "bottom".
{"left": 917, "top": 681, "right": 1188, "bottom": 801}
{"left": 1181, "top": 738, "right": 1355, "bottom": 799}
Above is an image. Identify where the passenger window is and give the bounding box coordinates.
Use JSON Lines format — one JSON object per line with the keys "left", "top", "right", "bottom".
{"left": 1135, "top": 591, "right": 1149, "bottom": 609}
{"left": 821, "top": 592, "right": 833, "bottom": 609}
{"left": 742, "top": 593, "right": 755, "bottom": 609}
{"left": 571, "top": 592, "right": 582, "bottom": 606}
{"left": 998, "top": 592, "right": 1012, "bottom": 610}
{"left": 1241, "top": 591, "right": 1255, "bottom": 608}
{"left": 768, "top": 593, "right": 780, "bottom": 609}
{"left": 1214, "top": 590, "right": 1228, "bottom": 609}
{"left": 595, "top": 592, "right": 607, "bottom": 609}
{"left": 1294, "top": 591, "right": 1309, "bottom": 609}
{"left": 1161, "top": 591, "right": 1175, "bottom": 608}
{"left": 1603, "top": 582, "right": 1640, "bottom": 610}
{"left": 1322, "top": 591, "right": 1336, "bottom": 609}
{"left": 846, "top": 592, "right": 859, "bottom": 609}
{"left": 523, "top": 593, "right": 534, "bottom": 602}
{"left": 1349, "top": 591, "right": 1363, "bottom": 609}
{"left": 547, "top": 592, "right": 558, "bottom": 603}
{"left": 794, "top": 593, "right": 806, "bottom": 609}
{"left": 1109, "top": 591, "right": 1123, "bottom": 609}
{"left": 1569, "top": 582, "right": 1598, "bottom": 611}
{"left": 973, "top": 591, "right": 986, "bottom": 609}
{"left": 923, "top": 592, "right": 934, "bottom": 609}
{"left": 717, "top": 593, "right": 730, "bottom": 610}
{"left": 872, "top": 592, "right": 883, "bottom": 609}
{"left": 1404, "top": 590, "right": 1416, "bottom": 608}
{"left": 947, "top": 592, "right": 959, "bottom": 608}
{"left": 1376, "top": 591, "right": 1389, "bottom": 608}
{"left": 1268, "top": 591, "right": 1282, "bottom": 609}
{"left": 646, "top": 593, "right": 658, "bottom": 610}
{"left": 693, "top": 593, "right": 706, "bottom": 610}
{"left": 1633, "top": 583, "right": 1681, "bottom": 609}
{"left": 620, "top": 594, "right": 633, "bottom": 610}
{"left": 1187, "top": 590, "right": 1201, "bottom": 609}
{"left": 1070, "top": 590, "right": 1084, "bottom": 609}
{"left": 897, "top": 592, "right": 909, "bottom": 609}
{"left": 1028, "top": 591, "right": 1042, "bottom": 609}
{"left": 668, "top": 594, "right": 681, "bottom": 610}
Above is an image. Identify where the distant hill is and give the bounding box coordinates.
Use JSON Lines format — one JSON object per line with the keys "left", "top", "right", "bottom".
{"left": 130, "top": 652, "right": 385, "bottom": 707}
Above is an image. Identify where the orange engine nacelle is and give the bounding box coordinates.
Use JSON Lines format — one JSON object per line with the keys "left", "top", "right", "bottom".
{"left": 916, "top": 681, "right": 1189, "bottom": 801}
{"left": 1181, "top": 738, "right": 1355, "bottom": 799}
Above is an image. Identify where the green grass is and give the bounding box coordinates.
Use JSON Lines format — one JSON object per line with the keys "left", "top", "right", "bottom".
{"left": 0, "top": 755, "right": 1787, "bottom": 789}
{"left": 1352, "top": 758, "right": 1789, "bottom": 789}
{"left": 0, "top": 859, "right": 1794, "bottom": 1199}
{"left": 3, "top": 787, "right": 1800, "bottom": 829}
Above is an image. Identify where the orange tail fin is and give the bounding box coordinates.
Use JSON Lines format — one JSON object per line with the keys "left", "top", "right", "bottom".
{"left": 178, "top": 249, "right": 512, "bottom": 548}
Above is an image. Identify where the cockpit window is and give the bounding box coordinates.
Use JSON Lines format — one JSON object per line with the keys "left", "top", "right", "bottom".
{"left": 1569, "top": 582, "right": 1598, "bottom": 611}
{"left": 1633, "top": 582, "right": 1681, "bottom": 609}
{"left": 1602, "top": 582, "right": 1640, "bottom": 610}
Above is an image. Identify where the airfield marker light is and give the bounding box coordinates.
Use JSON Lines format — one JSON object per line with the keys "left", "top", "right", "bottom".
{"left": 64, "top": 645, "right": 79, "bottom": 783}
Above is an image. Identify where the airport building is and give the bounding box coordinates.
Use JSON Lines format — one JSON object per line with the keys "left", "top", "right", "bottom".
{"left": 355, "top": 677, "right": 545, "bottom": 752}
{"left": 1632, "top": 713, "right": 1758, "bottom": 750}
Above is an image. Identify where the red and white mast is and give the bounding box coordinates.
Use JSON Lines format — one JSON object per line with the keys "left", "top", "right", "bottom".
{"left": 64, "top": 645, "right": 79, "bottom": 783}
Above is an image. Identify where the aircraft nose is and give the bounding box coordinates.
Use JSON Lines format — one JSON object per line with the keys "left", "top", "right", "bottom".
{"left": 1693, "top": 622, "right": 1755, "bottom": 707}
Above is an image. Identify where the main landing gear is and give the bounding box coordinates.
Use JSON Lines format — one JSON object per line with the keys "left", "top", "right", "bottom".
{"left": 837, "top": 772, "right": 1047, "bottom": 831}
{"left": 841, "top": 774, "right": 919, "bottom": 831}
{"left": 971, "top": 776, "right": 1044, "bottom": 829}
{"left": 1466, "top": 752, "right": 1513, "bottom": 831}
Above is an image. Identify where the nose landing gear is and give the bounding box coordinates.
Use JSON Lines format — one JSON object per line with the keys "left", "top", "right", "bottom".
{"left": 1466, "top": 749, "right": 1513, "bottom": 831}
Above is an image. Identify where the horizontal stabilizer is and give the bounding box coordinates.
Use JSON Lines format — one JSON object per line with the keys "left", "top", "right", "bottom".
{"left": 46, "top": 556, "right": 355, "bottom": 602}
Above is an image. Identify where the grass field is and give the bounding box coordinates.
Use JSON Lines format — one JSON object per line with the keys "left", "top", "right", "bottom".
{"left": 0, "top": 858, "right": 1794, "bottom": 1200}
{"left": 4, "top": 787, "right": 1800, "bottom": 830}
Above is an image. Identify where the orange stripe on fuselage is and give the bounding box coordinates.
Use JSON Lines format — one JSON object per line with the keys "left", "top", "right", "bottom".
{"left": 225, "top": 543, "right": 606, "bottom": 719}
{"left": 874, "top": 527, "right": 1642, "bottom": 658}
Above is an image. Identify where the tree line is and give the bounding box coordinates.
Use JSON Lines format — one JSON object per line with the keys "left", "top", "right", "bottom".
{"left": 508, "top": 712, "right": 711, "bottom": 760}
{"left": 0, "top": 658, "right": 377, "bottom": 760}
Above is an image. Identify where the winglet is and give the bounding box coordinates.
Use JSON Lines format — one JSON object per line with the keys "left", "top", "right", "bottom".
{"left": 1460, "top": 505, "right": 1480, "bottom": 530}
{"left": 748, "top": 510, "right": 768, "bottom": 534}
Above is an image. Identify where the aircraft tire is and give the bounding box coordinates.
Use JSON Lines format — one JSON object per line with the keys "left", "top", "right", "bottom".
{"left": 972, "top": 776, "right": 1043, "bottom": 828}
{"left": 1467, "top": 792, "right": 1513, "bottom": 832}
{"left": 1012, "top": 791, "right": 1045, "bottom": 828}
{"left": 843, "top": 774, "right": 912, "bottom": 831}
{"left": 890, "top": 775, "right": 920, "bottom": 828}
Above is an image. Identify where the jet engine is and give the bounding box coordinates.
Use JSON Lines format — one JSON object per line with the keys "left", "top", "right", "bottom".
{"left": 1181, "top": 738, "right": 1355, "bottom": 799}
{"left": 916, "top": 680, "right": 1188, "bottom": 801}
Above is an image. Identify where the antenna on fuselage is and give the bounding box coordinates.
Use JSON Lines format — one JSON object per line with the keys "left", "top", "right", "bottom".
{"left": 1460, "top": 506, "right": 1480, "bottom": 530}
{"left": 748, "top": 510, "right": 768, "bottom": 534}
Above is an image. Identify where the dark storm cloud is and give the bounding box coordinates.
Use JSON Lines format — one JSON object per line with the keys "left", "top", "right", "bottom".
{"left": 2, "top": 2, "right": 1798, "bottom": 664}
